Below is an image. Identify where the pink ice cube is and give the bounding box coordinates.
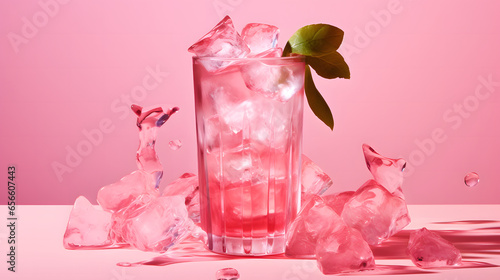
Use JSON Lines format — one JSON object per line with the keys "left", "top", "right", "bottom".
{"left": 211, "top": 145, "right": 267, "bottom": 186}
{"left": 97, "top": 170, "right": 159, "bottom": 213}
{"left": 240, "top": 58, "right": 304, "bottom": 102}
{"left": 249, "top": 48, "right": 283, "bottom": 58}
{"left": 110, "top": 194, "right": 154, "bottom": 244}
{"left": 362, "top": 144, "right": 406, "bottom": 198}
{"left": 63, "top": 196, "right": 113, "bottom": 249}
{"left": 133, "top": 105, "right": 179, "bottom": 188}
{"left": 322, "top": 191, "right": 355, "bottom": 215}
{"left": 186, "top": 190, "right": 200, "bottom": 224}
{"left": 301, "top": 155, "right": 332, "bottom": 201}
{"left": 188, "top": 16, "right": 250, "bottom": 71}
{"left": 341, "top": 180, "right": 411, "bottom": 245}
{"left": 113, "top": 195, "right": 194, "bottom": 252}
{"left": 162, "top": 173, "right": 198, "bottom": 197}
{"left": 407, "top": 227, "right": 462, "bottom": 268}
{"left": 241, "top": 23, "right": 279, "bottom": 54}
{"left": 162, "top": 173, "right": 200, "bottom": 223}
{"left": 316, "top": 226, "right": 375, "bottom": 275}
{"left": 285, "top": 195, "right": 344, "bottom": 258}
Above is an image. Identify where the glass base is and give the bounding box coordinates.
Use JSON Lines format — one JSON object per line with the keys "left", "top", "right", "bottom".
{"left": 207, "top": 234, "right": 285, "bottom": 256}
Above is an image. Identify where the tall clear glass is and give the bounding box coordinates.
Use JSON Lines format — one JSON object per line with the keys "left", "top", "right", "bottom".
{"left": 193, "top": 56, "right": 305, "bottom": 255}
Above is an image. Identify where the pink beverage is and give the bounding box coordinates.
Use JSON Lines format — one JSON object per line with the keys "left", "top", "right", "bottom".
{"left": 193, "top": 56, "right": 305, "bottom": 255}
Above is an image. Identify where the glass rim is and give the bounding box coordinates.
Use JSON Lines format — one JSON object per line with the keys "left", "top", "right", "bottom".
{"left": 192, "top": 55, "right": 305, "bottom": 62}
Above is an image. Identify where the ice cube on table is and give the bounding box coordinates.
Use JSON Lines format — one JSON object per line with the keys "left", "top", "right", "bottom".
{"left": 110, "top": 194, "right": 155, "bottom": 244}
{"left": 322, "top": 191, "right": 355, "bottom": 216}
{"left": 407, "top": 227, "right": 462, "bottom": 268}
{"left": 113, "top": 195, "right": 194, "bottom": 252}
{"left": 97, "top": 170, "right": 159, "bottom": 213}
{"left": 162, "top": 173, "right": 200, "bottom": 223}
{"left": 362, "top": 144, "right": 406, "bottom": 198}
{"left": 316, "top": 226, "right": 376, "bottom": 275}
{"left": 342, "top": 180, "right": 411, "bottom": 245}
{"left": 241, "top": 23, "right": 279, "bottom": 54}
{"left": 241, "top": 59, "right": 304, "bottom": 102}
{"left": 188, "top": 16, "right": 250, "bottom": 72}
{"left": 301, "top": 155, "right": 333, "bottom": 202}
{"left": 63, "top": 196, "right": 113, "bottom": 249}
{"left": 285, "top": 195, "right": 343, "bottom": 258}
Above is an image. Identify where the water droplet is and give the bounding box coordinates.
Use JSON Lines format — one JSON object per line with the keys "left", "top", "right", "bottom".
{"left": 464, "top": 172, "right": 479, "bottom": 187}
{"left": 169, "top": 139, "right": 182, "bottom": 150}
{"left": 216, "top": 267, "right": 240, "bottom": 280}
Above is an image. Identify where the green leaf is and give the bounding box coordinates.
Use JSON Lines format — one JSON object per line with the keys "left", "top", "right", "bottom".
{"left": 288, "top": 24, "right": 344, "bottom": 56}
{"left": 282, "top": 23, "right": 348, "bottom": 130}
{"left": 306, "top": 52, "right": 350, "bottom": 79}
{"left": 304, "top": 65, "right": 334, "bottom": 130}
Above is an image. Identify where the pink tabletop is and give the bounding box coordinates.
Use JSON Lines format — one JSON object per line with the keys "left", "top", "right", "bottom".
{"left": 1, "top": 204, "right": 499, "bottom": 279}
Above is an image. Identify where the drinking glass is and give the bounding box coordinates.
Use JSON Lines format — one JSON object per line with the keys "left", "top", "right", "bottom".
{"left": 193, "top": 55, "right": 305, "bottom": 255}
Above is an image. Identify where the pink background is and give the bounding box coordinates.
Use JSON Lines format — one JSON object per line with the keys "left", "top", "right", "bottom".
{"left": 1, "top": 0, "right": 499, "bottom": 205}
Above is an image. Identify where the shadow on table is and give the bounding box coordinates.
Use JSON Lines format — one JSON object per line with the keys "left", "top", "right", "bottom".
{"left": 373, "top": 220, "right": 500, "bottom": 260}
{"left": 123, "top": 220, "right": 500, "bottom": 276}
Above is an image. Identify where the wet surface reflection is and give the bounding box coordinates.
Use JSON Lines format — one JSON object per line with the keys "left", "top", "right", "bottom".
{"left": 121, "top": 220, "right": 500, "bottom": 276}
